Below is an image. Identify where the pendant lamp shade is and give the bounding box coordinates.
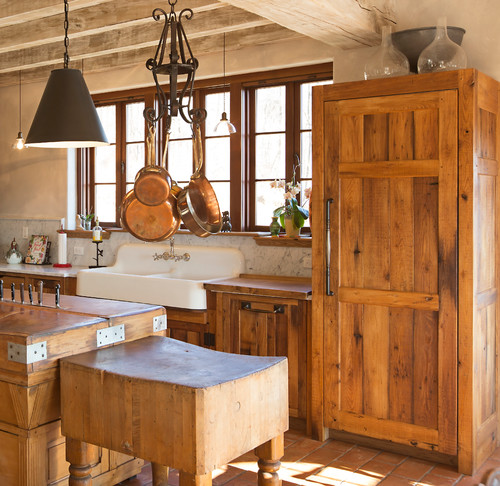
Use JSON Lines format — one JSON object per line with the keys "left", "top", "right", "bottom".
{"left": 25, "top": 68, "right": 108, "bottom": 148}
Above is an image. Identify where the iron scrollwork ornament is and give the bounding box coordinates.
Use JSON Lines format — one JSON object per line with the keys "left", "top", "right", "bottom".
{"left": 144, "top": 0, "right": 207, "bottom": 126}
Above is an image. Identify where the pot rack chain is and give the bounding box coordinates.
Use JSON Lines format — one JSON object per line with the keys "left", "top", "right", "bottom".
{"left": 63, "top": 0, "right": 70, "bottom": 68}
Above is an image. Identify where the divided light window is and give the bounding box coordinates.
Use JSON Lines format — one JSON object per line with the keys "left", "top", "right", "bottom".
{"left": 78, "top": 65, "right": 332, "bottom": 231}
{"left": 82, "top": 98, "right": 149, "bottom": 226}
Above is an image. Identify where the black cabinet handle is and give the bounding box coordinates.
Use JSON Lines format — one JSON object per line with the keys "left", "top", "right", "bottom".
{"left": 241, "top": 301, "right": 285, "bottom": 314}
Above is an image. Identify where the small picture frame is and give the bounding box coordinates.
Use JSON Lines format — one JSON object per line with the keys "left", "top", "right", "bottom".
{"left": 25, "top": 235, "right": 49, "bottom": 265}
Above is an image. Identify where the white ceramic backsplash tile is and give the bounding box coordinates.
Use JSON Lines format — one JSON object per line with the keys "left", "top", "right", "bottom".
{"left": 0, "top": 219, "right": 312, "bottom": 278}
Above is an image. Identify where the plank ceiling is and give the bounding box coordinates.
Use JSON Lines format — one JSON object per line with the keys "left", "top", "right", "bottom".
{"left": 0, "top": 0, "right": 391, "bottom": 87}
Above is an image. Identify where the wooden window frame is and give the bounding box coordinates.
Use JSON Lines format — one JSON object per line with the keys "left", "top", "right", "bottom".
{"left": 77, "top": 63, "right": 332, "bottom": 231}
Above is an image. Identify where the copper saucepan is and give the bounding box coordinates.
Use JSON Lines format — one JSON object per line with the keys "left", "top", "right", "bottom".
{"left": 177, "top": 124, "right": 222, "bottom": 237}
{"left": 133, "top": 125, "right": 172, "bottom": 206}
{"left": 121, "top": 127, "right": 180, "bottom": 241}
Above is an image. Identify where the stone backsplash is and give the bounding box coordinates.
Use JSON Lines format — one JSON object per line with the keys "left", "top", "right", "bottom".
{"left": 0, "top": 218, "right": 312, "bottom": 278}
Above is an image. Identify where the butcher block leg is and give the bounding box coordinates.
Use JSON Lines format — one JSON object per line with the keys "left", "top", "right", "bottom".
{"left": 152, "top": 463, "right": 169, "bottom": 486}
{"left": 66, "top": 438, "right": 98, "bottom": 485}
{"left": 255, "top": 435, "right": 284, "bottom": 486}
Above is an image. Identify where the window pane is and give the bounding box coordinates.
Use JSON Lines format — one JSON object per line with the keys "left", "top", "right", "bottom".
{"left": 300, "top": 180, "right": 311, "bottom": 218}
{"left": 95, "top": 145, "right": 116, "bottom": 183}
{"left": 95, "top": 184, "right": 116, "bottom": 222}
{"left": 255, "top": 181, "right": 287, "bottom": 227}
{"left": 126, "top": 102, "right": 145, "bottom": 142}
{"left": 300, "top": 132, "right": 312, "bottom": 179}
{"left": 255, "top": 133, "right": 285, "bottom": 179}
{"left": 256, "top": 86, "right": 285, "bottom": 133}
{"left": 126, "top": 143, "right": 145, "bottom": 183}
{"left": 205, "top": 138, "right": 230, "bottom": 180}
{"left": 205, "top": 92, "right": 229, "bottom": 137}
{"left": 300, "top": 80, "right": 332, "bottom": 130}
{"left": 210, "top": 182, "right": 230, "bottom": 215}
{"left": 168, "top": 140, "right": 193, "bottom": 182}
{"left": 126, "top": 183, "right": 134, "bottom": 194}
{"left": 169, "top": 103, "right": 193, "bottom": 139}
{"left": 97, "top": 105, "right": 116, "bottom": 144}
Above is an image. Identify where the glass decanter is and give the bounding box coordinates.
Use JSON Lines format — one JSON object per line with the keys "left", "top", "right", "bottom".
{"left": 364, "top": 25, "right": 410, "bottom": 80}
{"left": 417, "top": 17, "right": 467, "bottom": 73}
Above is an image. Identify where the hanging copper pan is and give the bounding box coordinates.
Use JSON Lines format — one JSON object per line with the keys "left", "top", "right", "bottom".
{"left": 121, "top": 128, "right": 180, "bottom": 242}
{"left": 133, "top": 125, "right": 172, "bottom": 206}
{"left": 177, "top": 125, "right": 222, "bottom": 237}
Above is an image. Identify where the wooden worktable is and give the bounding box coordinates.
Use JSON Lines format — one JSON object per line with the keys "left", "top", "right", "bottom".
{"left": 0, "top": 295, "right": 165, "bottom": 486}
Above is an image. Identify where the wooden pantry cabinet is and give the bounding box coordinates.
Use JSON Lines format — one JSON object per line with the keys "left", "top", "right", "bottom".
{"left": 205, "top": 276, "right": 312, "bottom": 427}
{"left": 311, "top": 69, "right": 500, "bottom": 474}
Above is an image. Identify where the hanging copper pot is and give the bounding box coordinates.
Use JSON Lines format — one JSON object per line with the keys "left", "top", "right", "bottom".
{"left": 133, "top": 125, "right": 172, "bottom": 206}
{"left": 121, "top": 127, "right": 180, "bottom": 242}
{"left": 177, "top": 124, "right": 222, "bottom": 237}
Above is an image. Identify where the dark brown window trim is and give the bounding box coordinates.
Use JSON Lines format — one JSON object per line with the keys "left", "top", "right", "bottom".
{"left": 78, "top": 63, "right": 332, "bottom": 232}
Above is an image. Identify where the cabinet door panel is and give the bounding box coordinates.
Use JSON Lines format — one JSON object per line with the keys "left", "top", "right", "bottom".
{"left": 221, "top": 294, "right": 308, "bottom": 420}
{"left": 324, "top": 90, "right": 457, "bottom": 454}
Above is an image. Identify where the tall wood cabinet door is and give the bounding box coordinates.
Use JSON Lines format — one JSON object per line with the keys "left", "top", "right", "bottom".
{"left": 323, "top": 90, "right": 458, "bottom": 454}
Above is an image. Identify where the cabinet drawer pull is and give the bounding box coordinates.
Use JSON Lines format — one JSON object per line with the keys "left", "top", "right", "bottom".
{"left": 241, "top": 302, "right": 285, "bottom": 314}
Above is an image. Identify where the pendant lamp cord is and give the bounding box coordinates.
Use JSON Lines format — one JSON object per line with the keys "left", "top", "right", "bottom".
{"left": 18, "top": 71, "right": 22, "bottom": 131}
{"left": 63, "top": 0, "right": 70, "bottom": 68}
{"left": 222, "top": 32, "right": 226, "bottom": 113}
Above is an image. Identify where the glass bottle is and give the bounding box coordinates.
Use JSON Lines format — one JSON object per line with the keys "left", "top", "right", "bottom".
{"left": 364, "top": 26, "right": 410, "bottom": 80}
{"left": 417, "top": 17, "right": 467, "bottom": 73}
{"left": 92, "top": 218, "right": 103, "bottom": 242}
{"left": 270, "top": 217, "right": 281, "bottom": 237}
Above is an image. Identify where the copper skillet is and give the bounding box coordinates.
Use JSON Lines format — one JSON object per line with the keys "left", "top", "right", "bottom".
{"left": 121, "top": 129, "right": 180, "bottom": 242}
{"left": 177, "top": 124, "right": 222, "bottom": 237}
{"left": 133, "top": 125, "right": 172, "bottom": 206}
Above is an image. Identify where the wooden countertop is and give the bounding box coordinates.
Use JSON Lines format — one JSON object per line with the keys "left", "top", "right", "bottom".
{"left": 204, "top": 275, "right": 312, "bottom": 300}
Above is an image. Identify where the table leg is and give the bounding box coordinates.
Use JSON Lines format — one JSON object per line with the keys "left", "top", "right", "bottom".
{"left": 179, "top": 470, "right": 212, "bottom": 486}
{"left": 255, "top": 434, "right": 284, "bottom": 486}
{"left": 66, "top": 437, "right": 98, "bottom": 486}
{"left": 152, "top": 463, "right": 170, "bottom": 486}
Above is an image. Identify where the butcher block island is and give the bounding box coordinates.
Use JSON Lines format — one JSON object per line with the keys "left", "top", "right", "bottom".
{"left": 0, "top": 293, "right": 165, "bottom": 486}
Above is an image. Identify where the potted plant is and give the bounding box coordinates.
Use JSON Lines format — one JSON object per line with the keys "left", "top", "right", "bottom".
{"left": 271, "top": 157, "right": 309, "bottom": 238}
{"left": 78, "top": 212, "right": 94, "bottom": 231}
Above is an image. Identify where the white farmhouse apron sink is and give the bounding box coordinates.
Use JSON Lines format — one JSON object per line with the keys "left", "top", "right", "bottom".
{"left": 77, "top": 243, "right": 245, "bottom": 310}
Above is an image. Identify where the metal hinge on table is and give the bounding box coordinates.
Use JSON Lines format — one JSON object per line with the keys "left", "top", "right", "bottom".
{"left": 8, "top": 341, "right": 47, "bottom": 364}
{"left": 204, "top": 332, "right": 216, "bottom": 347}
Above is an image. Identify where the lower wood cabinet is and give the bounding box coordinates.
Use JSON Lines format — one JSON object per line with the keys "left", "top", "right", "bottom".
{"left": 205, "top": 278, "right": 312, "bottom": 427}
{"left": 165, "top": 307, "right": 209, "bottom": 347}
{"left": 0, "top": 271, "right": 77, "bottom": 295}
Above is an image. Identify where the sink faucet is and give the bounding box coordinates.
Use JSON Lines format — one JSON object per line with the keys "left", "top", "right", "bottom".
{"left": 153, "top": 237, "right": 190, "bottom": 262}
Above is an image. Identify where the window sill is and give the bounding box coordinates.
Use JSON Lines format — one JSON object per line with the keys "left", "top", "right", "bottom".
{"left": 253, "top": 236, "right": 312, "bottom": 248}
{"left": 65, "top": 228, "right": 311, "bottom": 248}
{"left": 65, "top": 230, "right": 111, "bottom": 239}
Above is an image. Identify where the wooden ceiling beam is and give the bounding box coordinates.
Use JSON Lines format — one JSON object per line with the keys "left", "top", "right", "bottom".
{"left": 0, "top": 0, "right": 114, "bottom": 27}
{"left": 0, "top": 5, "right": 268, "bottom": 74}
{"left": 0, "top": 0, "right": 221, "bottom": 53}
{"left": 0, "top": 24, "right": 303, "bottom": 88}
{"left": 218, "top": 0, "right": 395, "bottom": 47}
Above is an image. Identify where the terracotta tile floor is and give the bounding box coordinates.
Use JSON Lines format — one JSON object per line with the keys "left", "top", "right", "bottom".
{"left": 118, "top": 429, "right": 500, "bottom": 486}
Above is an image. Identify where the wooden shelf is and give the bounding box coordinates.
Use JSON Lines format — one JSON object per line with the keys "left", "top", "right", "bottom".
{"left": 253, "top": 236, "right": 312, "bottom": 248}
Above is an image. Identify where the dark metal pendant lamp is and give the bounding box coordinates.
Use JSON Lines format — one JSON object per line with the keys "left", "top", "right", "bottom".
{"left": 144, "top": 0, "right": 206, "bottom": 127}
{"left": 25, "top": 0, "right": 108, "bottom": 148}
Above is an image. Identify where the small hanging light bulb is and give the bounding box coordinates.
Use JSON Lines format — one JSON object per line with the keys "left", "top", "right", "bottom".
{"left": 215, "top": 33, "right": 236, "bottom": 135}
{"left": 13, "top": 71, "right": 26, "bottom": 150}
{"left": 14, "top": 132, "right": 25, "bottom": 150}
